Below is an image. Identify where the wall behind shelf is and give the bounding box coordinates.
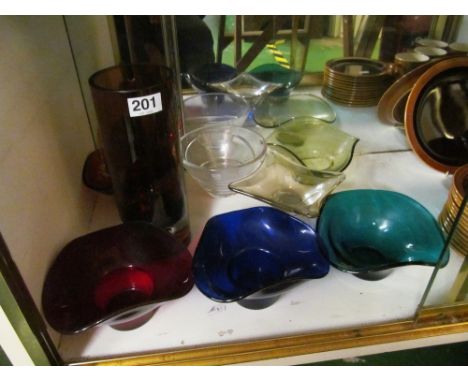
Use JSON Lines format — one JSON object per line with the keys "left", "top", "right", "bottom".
{"left": 0, "top": 16, "right": 99, "bottom": 344}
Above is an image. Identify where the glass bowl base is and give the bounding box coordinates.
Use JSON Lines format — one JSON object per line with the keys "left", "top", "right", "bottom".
{"left": 109, "top": 307, "right": 158, "bottom": 331}
{"left": 237, "top": 295, "right": 281, "bottom": 310}
{"left": 353, "top": 268, "right": 394, "bottom": 281}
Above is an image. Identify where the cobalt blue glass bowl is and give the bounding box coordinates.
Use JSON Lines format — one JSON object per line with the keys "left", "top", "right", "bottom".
{"left": 193, "top": 207, "right": 329, "bottom": 309}
{"left": 317, "top": 189, "right": 448, "bottom": 280}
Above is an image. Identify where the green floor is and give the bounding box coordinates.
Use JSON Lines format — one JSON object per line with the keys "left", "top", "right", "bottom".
{"left": 221, "top": 38, "right": 344, "bottom": 73}
{"left": 300, "top": 341, "right": 468, "bottom": 366}
{"left": 205, "top": 15, "right": 381, "bottom": 73}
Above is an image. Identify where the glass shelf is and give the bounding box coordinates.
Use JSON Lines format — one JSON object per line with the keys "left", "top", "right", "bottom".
{"left": 2, "top": 15, "right": 467, "bottom": 366}
{"left": 56, "top": 87, "right": 468, "bottom": 365}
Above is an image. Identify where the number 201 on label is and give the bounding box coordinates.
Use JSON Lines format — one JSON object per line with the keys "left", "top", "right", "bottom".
{"left": 127, "top": 93, "right": 163, "bottom": 117}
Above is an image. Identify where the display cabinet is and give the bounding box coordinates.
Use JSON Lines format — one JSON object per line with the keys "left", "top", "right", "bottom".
{"left": 0, "top": 15, "right": 467, "bottom": 366}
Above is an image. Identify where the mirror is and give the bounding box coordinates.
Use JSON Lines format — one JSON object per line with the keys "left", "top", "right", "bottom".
{"left": 405, "top": 57, "right": 468, "bottom": 173}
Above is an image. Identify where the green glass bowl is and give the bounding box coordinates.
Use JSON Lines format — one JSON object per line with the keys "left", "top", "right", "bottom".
{"left": 229, "top": 145, "right": 345, "bottom": 218}
{"left": 253, "top": 93, "right": 336, "bottom": 128}
{"left": 317, "top": 190, "right": 448, "bottom": 278}
{"left": 249, "top": 63, "right": 303, "bottom": 97}
{"left": 266, "top": 117, "right": 359, "bottom": 172}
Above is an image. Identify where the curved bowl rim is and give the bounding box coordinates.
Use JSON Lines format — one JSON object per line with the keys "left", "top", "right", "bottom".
{"left": 266, "top": 116, "right": 360, "bottom": 172}
{"left": 316, "top": 189, "right": 447, "bottom": 273}
{"left": 180, "top": 125, "right": 267, "bottom": 172}
{"left": 89, "top": 64, "right": 172, "bottom": 94}
{"left": 42, "top": 222, "right": 194, "bottom": 334}
{"left": 183, "top": 91, "right": 250, "bottom": 108}
{"left": 252, "top": 93, "right": 337, "bottom": 128}
{"left": 192, "top": 206, "right": 329, "bottom": 303}
{"left": 228, "top": 144, "right": 346, "bottom": 218}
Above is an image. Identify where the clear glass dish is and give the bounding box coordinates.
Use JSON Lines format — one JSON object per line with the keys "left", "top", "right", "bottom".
{"left": 180, "top": 124, "right": 267, "bottom": 197}
{"left": 229, "top": 145, "right": 345, "bottom": 218}
{"left": 208, "top": 72, "right": 282, "bottom": 105}
{"left": 253, "top": 93, "right": 336, "bottom": 128}
{"left": 184, "top": 63, "right": 238, "bottom": 93}
{"left": 183, "top": 92, "right": 250, "bottom": 133}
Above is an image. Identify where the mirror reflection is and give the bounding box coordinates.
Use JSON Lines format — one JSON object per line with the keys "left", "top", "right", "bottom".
{"left": 1, "top": 15, "right": 468, "bottom": 365}
{"left": 417, "top": 68, "right": 468, "bottom": 166}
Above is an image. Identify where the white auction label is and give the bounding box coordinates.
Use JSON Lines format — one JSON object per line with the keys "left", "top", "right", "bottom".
{"left": 127, "top": 92, "right": 163, "bottom": 117}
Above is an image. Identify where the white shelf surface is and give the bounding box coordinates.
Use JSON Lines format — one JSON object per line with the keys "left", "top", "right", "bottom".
{"left": 57, "top": 95, "right": 466, "bottom": 364}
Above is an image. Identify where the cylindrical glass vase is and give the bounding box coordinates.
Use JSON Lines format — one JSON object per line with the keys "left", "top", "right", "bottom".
{"left": 89, "top": 64, "right": 190, "bottom": 244}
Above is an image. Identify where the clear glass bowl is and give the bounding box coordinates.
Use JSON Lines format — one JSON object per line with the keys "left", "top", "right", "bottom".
{"left": 208, "top": 72, "right": 282, "bottom": 104}
{"left": 229, "top": 145, "right": 345, "bottom": 218}
{"left": 317, "top": 189, "right": 448, "bottom": 280}
{"left": 192, "top": 207, "right": 329, "bottom": 309}
{"left": 266, "top": 117, "right": 359, "bottom": 172}
{"left": 183, "top": 92, "right": 250, "bottom": 133}
{"left": 180, "top": 124, "right": 267, "bottom": 197}
{"left": 253, "top": 93, "right": 336, "bottom": 128}
{"left": 184, "top": 63, "right": 238, "bottom": 93}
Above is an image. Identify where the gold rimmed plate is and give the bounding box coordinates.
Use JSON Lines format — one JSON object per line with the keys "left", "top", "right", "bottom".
{"left": 323, "top": 57, "right": 394, "bottom": 107}
{"left": 377, "top": 60, "right": 438, "bottom": 126}
{"left": 405, "top": 57, "right": 468, "bottom": 173}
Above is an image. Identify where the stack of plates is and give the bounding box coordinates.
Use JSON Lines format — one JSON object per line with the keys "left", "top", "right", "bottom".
{"left": 322, "top": 57, "right": 394, "bottom": 107}
{"left": 438, "top": 164, "right": 468, "bottom": 255}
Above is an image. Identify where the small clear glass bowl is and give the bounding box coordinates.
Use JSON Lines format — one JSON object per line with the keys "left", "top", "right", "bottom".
{"left": 180, "top": 124, "right": 267, "bottom": 197}
{"left": 209, "top": 72, "right": 282, "bottom": 104}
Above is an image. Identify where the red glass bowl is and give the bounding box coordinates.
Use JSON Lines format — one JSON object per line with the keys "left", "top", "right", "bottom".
{"left": 42, "top": 222, "right": 194, "bottom": 334}
{"left": 82, "top": 149, "right": 113, "bottom": 195}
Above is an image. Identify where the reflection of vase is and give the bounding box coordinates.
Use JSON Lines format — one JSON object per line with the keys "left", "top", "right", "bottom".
{"left": 89, "top": 64, "right": 190, "bottom": 244}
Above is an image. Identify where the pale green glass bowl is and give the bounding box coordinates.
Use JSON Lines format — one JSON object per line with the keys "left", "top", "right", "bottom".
{"left": 266, "top": 117, "right": 359, "bottom": 172}
{"left": 229, "top": 145, "right": 345, "bottom": 218}
{"left": 209, "top": 72, "right": 282, "bottom": 104}
{"left": 253, "top": 93, "right": 336, "bottom": 128}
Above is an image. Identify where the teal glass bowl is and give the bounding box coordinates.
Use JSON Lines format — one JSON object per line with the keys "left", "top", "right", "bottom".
{"left": 249, "top": 63, "right": 303, "bottom": 96}
{"left": 317, "top": 190, "right": 448, "bottom": 279}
